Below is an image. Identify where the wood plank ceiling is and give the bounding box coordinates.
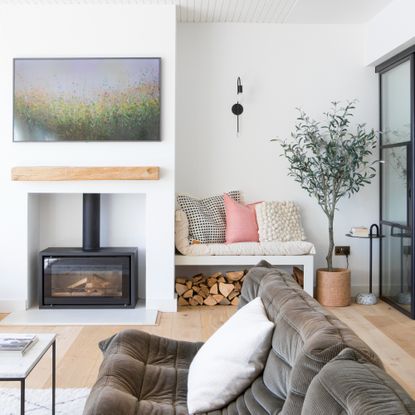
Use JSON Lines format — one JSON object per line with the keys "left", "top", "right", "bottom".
{"left": 0, "top": 0, "right": 393, "bottom": 24}
{"left": 174, "top": 0, "right": 299, "bottom": 23}
{"left": 0, "top": 0, "right": 298, "bottom": 23}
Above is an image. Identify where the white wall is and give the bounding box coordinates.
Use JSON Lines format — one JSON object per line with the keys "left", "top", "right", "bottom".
{"left": 0, "top": 4, "right": 177, "bottom": 311}
{"left": 367, "top": 0, "right": 415, "bottom": 65}
{"left": 177, "top": 23, "right": 380, "bottom": 294}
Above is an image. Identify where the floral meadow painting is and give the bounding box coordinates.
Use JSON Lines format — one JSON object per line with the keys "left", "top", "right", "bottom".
{"left": 13, "top": 58, "right": 160, "bottom": 141}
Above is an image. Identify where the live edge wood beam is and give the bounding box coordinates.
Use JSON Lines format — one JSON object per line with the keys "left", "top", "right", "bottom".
{"left": 11, "top": 166, "right": 160, "bottom": 181}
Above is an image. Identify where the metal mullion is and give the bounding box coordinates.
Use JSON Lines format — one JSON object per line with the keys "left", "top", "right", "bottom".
{"left": 411, "top": 53, "right": 415, "bottom": 319}
{"left": 380, "top": 220, "right": 411, "bottom": 231}
{"left": 380, "top": 141, "right": 411, "bottom": 150}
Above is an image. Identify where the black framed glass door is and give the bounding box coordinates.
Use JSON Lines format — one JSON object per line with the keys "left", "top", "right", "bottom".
{"left": 377, "top": 52, "right": 414, "bottom": 318}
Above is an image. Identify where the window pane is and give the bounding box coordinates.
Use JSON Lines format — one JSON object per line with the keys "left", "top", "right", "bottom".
{"left": 381, "top": 224, "right": 412, "bottom": 312}
{"left": 381, "top": 60, "right": 411, "bottom": 145}
{"left": 382, "top": 145, "right": 408, "bottom": 225}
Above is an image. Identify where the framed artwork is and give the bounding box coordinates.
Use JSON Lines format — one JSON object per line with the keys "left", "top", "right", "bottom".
{"left": 13, "top": 57, "right": 161, "bottom": 142}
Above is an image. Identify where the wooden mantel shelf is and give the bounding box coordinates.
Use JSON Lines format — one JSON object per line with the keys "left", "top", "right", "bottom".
{"left": 11, "top": 166, "right": 160, "bottom": 181}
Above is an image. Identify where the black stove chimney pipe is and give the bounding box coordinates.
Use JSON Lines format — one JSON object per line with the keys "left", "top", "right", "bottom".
{"left": 83, "top": 193, "right": 100, "bottom": 251}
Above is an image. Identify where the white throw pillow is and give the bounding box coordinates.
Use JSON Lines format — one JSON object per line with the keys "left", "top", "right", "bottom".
{"left": 187, "top": 297, "right": 274, "bottom": 414}
{"left": 256, "top": 201, "right": 306, "bottom": 242}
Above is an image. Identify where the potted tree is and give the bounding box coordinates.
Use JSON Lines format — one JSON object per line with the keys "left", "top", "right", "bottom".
{"left": 278, "top": 101, "right": 377, "bottom": 306}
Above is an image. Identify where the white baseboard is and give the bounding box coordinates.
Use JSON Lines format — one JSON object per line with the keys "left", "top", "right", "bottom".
{"left": 0, "top": 299, "right": 27, "bottom": 313}
{"left": 146, "top": 297, "right": 177, "bottom": 312}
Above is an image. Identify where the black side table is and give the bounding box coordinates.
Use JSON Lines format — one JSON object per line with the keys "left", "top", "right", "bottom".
{"left": 346, "top": 224, "right": 382, "bottom": 305}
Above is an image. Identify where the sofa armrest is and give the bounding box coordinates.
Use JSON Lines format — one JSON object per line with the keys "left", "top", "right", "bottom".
{"left": 302, "top": 348, "right": 415, "bottom": 415}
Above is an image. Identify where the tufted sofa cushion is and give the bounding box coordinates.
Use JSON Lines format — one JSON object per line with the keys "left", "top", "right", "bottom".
{"left": 302, "top": 348, "right": 415, "bottom": 415}
{"left": 83, "top": 330, "right": 203, "bottom": 415}
{"left": 84, "top": 263, "right": 414, "bottom": 415}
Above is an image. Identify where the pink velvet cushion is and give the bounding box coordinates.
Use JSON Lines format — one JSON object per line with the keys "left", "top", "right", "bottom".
{"left": 224, "top": 193, "right": 259, "bottom": 243}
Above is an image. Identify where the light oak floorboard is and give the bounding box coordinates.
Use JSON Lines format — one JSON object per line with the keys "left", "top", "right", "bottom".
{"left": 0, "top": 302, "right": 413, "bottom": 398}
{"left": 328, "top": 302, "right": 415, "bottom": 398}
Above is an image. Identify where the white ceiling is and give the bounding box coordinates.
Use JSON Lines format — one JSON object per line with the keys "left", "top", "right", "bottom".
{"left": 0, "top": 0, "right": 394, "bottom": 24}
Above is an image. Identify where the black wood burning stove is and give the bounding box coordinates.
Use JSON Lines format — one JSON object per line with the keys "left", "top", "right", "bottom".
{"left": 39, "top": 194, "right": 138, "bottom": 308}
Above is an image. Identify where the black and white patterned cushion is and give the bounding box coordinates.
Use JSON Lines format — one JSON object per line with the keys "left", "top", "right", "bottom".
{"left": 177, "top": 191, "right": 240, "bottom": 244}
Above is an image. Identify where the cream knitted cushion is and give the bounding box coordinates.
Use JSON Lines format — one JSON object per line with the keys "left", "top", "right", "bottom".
{"left": 256, "top": 201, "right": 306, "bottom": 242}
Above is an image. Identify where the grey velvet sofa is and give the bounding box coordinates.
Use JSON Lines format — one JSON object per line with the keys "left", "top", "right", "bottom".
{"left": 84, "top": 262, "right": 415, "bottom": 415}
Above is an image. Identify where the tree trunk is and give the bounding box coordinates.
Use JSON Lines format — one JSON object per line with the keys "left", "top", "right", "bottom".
{"left": 326, "top": 214, "right": 335, "bottom": 271}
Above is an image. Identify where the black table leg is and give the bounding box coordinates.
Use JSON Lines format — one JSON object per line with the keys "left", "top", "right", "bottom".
{"left": 20, "top": 379, "right": 25, "bottom": 415}
{"left": 52, "top": 340, "right": 56, "bottom": 415}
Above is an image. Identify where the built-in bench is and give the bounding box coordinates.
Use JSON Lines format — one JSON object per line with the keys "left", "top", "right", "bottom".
{"left": 175, "top": 210, "right": 315, "bottom": 296}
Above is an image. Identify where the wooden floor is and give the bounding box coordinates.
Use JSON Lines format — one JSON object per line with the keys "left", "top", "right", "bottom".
{"left": 0, "top": 301, "right": 414, "bottom": 398}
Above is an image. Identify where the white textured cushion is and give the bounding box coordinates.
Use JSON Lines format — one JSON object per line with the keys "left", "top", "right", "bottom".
{"left": 175, "top": 210, "right": 315, "bottom": 256}
{"left": 256, "top": 201, "right": 306, "bottom": 242}
{"left": 187, "top": 297, "right": 274, "bottom": 413}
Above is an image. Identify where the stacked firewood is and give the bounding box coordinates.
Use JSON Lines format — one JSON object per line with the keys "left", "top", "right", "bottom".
{"left": 175, "top": 270, "right": 246, "bottom": 306}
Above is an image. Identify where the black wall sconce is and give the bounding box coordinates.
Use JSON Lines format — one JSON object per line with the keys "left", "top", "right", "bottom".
{"left": 231, "top": 77, "right": 243, "bottom": 134}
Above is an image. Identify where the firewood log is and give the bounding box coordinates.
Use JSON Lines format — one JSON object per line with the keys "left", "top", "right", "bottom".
{"left": 207, "top": 277, "right": 217, "bottom": 288}
{"left": 219, "top": 282, "right": 234, "bottom": 298}
{"left": 199, "top": 286, "right": 210, "bottom": 298}
{"left": 178, "top": 296, "right": 189, "bottom": 306}
{"left": 226, "top": 271, "right": 244, "bottom": 282}
{"left": 175, "top": 283, "right": 187, "bottom": 296}
{"left": 209, "top": 283, "right": 219, "bottom": 295}
{"left": 192, "top": 274, "right": 204, "bottom": 284}
{"left": 204, "top": 295, "right": 218, "bottom": 306}
{"left": 186, "top": 281, "right": 193, "bottom": 289}
{"left": 194, "top": 294, "right": 204, "bottom": 305}
{"left": 183, "top": 289, "right": 193, "bottom": 298}
{"left": 213, "top": 294, "right": 224, "bottom": 303}
{"left": 210, "top": 272, "right": 222, "bottom": 279}
{"left": 189, "top": 297, "right": 199, "bottom": 306}
{"left": 176, "top": 277, "right": 186, "bottom": 284}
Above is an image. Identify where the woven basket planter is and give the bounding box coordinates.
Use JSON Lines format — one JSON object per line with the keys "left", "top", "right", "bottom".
{"left": 316, "top": 268, "right": 351, "bottom": 307}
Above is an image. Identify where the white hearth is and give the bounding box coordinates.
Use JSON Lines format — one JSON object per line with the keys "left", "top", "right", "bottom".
{"left": 0, "top": 302, "right": 158, "bottom": 326}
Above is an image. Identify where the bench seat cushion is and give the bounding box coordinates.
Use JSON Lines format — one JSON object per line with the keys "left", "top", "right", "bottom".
{"left": 176, "top": 210, "right": 315, "bottom": 256}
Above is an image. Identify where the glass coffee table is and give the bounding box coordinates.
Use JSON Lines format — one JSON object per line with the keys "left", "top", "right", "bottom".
{"left": 0, "top": 333, "right": 56, "bottom": 414}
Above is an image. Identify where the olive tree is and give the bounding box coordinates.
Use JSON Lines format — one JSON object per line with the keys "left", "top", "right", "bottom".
{"left": 278, "top": 101, "right": 377, "bottom": 271}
